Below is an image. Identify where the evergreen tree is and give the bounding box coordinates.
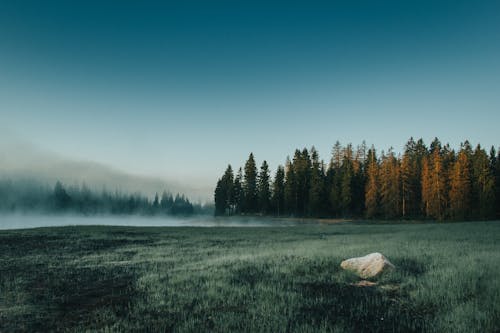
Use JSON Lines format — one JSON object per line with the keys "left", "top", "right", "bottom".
{"left": 495, "top": 148, "right": 500, "bottom": 218}
{"left": 379, "top": 149, "right": 401, "bottom": 219}
{"left": 340, "top": 144, "right": 354, "bottom": 216}
{"left": 308, "top": 147, "right": 325, "bottom": 217}
{"left": 449, "top": 147, "right": 471, "bottom": 220}
{"left": 365, "top": 148, "right": 379, "bottom": 218}
{"left": 400, "top": 151, "right": 412, "bottom": 218}
{"left": 160, "top": 191, "right": 174, "bottom": 212}
{"left": 472, "top": 145, "right": 495, "bottom": 219}
{"left": 284, "top": 156, "right": 297, "bottom": 216}
{"left": 214, "top": 165, "right": 234, "bottom": 215}
{"left": 243, "top": 153, "right": 258, "bottom": 213}
{"left": 232, "top": 168, "right": 244, "bottom": 214}
{"left": 272, "top": 165, "right": 285, "bottom": 216}
{"left": 328, "top": 142, "right": 343, "bottom": 216}
{"left": 422, "top": 140, "right": 446, "bottom": 220}
{"left": 257, "top": 161, "right": 271, "bottom": 214}
{"left": 291, "top": 149, "right": 312, "bottom": 216}
{"left": 53, "top": 181, "right": 71, "bottom": 210}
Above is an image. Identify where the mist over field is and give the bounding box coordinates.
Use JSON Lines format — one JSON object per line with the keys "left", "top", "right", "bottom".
{"left": 0, "top": 214, "right": 307, "bottom": 230}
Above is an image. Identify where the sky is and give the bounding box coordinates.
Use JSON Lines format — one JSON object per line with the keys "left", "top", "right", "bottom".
{"left": 1, "top": 0, "right": 500, "bottom": 191}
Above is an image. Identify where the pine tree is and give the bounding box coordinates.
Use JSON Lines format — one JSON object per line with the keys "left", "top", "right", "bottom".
{"left": 449, "top": 147, "right": 471, "bottom": 220}
{"left": 233, "top": 168, "right": 244, "bottom": 214}
{"left": 422, "top": 140, "right": 446, "bottom": 220}
{"left": 243, "top": 153, "right": 258, "bottom": 213}
{"left": 308, "top": 147, "right": 325, "bottom": 217}
{"left": 272, "top": 165, "right": 285, "bottom": 216}
{"left": 340, "top": 144, "right": 354, "bottom": 216}
{"left": 365, "top": 148, "right": 379, "bottom": 218}
{"left": 495, "top": 148, "right": 500, "bottom": 218}
{"left": 293, "top": 148, "right": 311, "bottom": 216}
{"left": 214, "top": 165, "right": 234, "bottom": 215}
{"left": 284, "top": 156, "right": 297, "bottom": 216}
{"left": 379, "top": 149, "right": 401, "bottom": 219}
{"left": 328, "top": 142, "right": 343, "bottom": 216}
{"left": 472, "top": 145, "right": 495, "bottom": 219}
{"left": 257, "top": 161, "right": 271, "bottom": 214}
{"left": 400, "top": 152, "right": 412, "bottom": 218}
{"left": 152, "top": 192, "right": 159, "bottom": 213}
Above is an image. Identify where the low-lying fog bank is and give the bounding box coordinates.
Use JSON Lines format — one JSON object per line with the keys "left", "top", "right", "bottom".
{"left": 0, "top": 214, "right": 308, "bottom": 230}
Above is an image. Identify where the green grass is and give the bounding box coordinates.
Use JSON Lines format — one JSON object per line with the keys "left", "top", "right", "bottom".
{"left": 1, "top": 221, "right": 500, "bottom": 332}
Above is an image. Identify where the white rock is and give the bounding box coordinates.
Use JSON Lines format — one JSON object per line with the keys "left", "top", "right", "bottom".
{"left": 340, "top": 252, "right": 395, "bottom": 278}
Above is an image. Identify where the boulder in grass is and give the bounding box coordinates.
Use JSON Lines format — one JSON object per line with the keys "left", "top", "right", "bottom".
{"left": 340, "top": 252, "right": 395, "bottom": 279}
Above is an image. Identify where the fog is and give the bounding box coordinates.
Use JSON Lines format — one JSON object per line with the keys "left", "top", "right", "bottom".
{"left": 0, "top": 136, "right": 213, "bottom": 203}
{"left": 0, "top": 214, "right": 307, "bottom": 230}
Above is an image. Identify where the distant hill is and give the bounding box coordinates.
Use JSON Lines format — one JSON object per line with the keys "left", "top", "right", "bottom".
{"left": 0, "top": 139, "right": 212, "bottom": 203}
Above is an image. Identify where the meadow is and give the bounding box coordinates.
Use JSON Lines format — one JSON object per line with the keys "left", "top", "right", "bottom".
{"left": 1, "top": 221, "right": 499, "bottom": 332}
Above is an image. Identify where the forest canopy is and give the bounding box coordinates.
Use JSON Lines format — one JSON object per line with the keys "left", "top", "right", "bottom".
{"left": 0, "top": 179, "right": 210, "bottom": 216}
{"left": 215, "top": 138, "right": 500, "bottom": 221}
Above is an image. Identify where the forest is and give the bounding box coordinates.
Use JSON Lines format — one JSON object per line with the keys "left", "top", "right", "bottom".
{"left": 215, "top": 137, "right": 500, "bottom": 220}
{"left": 0, "top": 179, "right": 204, "bottom": 216}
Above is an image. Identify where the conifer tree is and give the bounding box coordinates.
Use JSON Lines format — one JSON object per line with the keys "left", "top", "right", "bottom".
{"left": 214, "top": 165, "right": 234, "bottom": 215}
{"left": 379, "top": 149, "right": 401, "bottom": 219}
{"left": 257, "top": 161, "right": 271, "bottom": 214}
{"left": 400, "top": 152, "right": 412, "bottom": 218}
{"left": 339, "top": 144, "right": 354, "bottom": 216}
{"left": 495, "top": 148, "right": 500, "bottom": 218}
{"left": 308, "top": 147, "right": 325, "bottom": 217}
{"left": 272, "top": 165, "right": 285, "bottom": 216}
{"left": 423, "top": 140, "right": 446, "bottom": 220}
{"left": 328, "top": 142, "right": 343, "bottom": 216}
{"left": 243, "top": 153, "right": 258, "bottom": 213}
{"left": 232, "top": 168, "right": 244, "bottom": 214}
{"left": 292, "top": 149, "right": 311, "bottom": 216}
{"left": 449, "top": 147, "right": 471, "bottom": 220}
{"left": 365, "top": 148, "right": 379, "bottom": 218}
{"left": 472, "top": 145, "right": 495, "bottom": 219}
{"left": 284, "top": 156, "right": 297, "bottom": 216}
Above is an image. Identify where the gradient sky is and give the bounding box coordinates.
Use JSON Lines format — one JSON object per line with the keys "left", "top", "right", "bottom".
{"left": 1, "top": 0, "right": 499, "bottom": 189}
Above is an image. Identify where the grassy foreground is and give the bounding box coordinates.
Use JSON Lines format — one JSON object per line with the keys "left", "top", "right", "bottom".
{"left": 1, "top": 221, "right": 499, "bottom": 332}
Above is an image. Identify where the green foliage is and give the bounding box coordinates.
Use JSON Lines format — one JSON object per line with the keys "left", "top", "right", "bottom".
{"left": 243, "top": 153, "right": 258, "bottom": 213}
{"left": 215, "top": 138, "right": 499, "bottom": 221}
{"left": 214, "top": 165, "right": 234, "bottom": 215}
{"left": 1, "top": 222, "right": 500, "bottom": 332}
{"left": 257, "top": 161, "right": 271, "bottom": 214}
{"left": 271, "top": 166, "right": 285, "bottom": 216}
{"left": 0, "top": 179, "right": 197, "bottom": 216}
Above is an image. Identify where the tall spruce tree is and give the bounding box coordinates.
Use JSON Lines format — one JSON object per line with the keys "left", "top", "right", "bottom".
{"left": 257, "top": 161, "right": 271, "bottom": 214}
{"left": 272, "top": 165, "right": 285, "bottom": 216}
{"left": 449, "top": 147, "right": 471, "bottom": 220}
{"left": 328, "top": 141, "right": 343, "bottom": 216}
{"left": 495, "top": 148, "right": 500, "bottom": 218}
{"left": 308, "top": 147, "right": 325, "bottom": 217}
{"left": 284, "top": 156, "right": 297, "bottom": 216}
{"left": 379, "top": 149, "right": 401, "bottom": 219}
{"left": 243, "top": 153, "right": 258, "bottom": 213}
{"left": 365, "top": 147, "right": 379, "bottom": 218}
{"left": 472, "top": 145, "right": 495, "bottom": 219}
{"left": 340, "top": 148, "right": 353, "bottom": 216}
{"left": 233, "top": 168, "right": 244, "bottom": 214}
{"left": 214, "top": 165, "right": 234, "bottom": 215}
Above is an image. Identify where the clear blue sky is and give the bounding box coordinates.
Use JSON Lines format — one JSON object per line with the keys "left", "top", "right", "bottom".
{"left": 1, "top": 0, "right": 499, "bottom": 188}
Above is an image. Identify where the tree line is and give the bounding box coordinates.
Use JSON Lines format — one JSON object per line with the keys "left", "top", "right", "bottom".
{"left": 214, "top": 138, "right": 500, "bottom": 220}
{"left": 0, "top": 179, "right": 211, "bottom": 215}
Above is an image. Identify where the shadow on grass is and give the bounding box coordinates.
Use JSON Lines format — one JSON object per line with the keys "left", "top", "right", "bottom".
{"left": 294, "top": 280, "right": 432, "bottom": 332}
{"left": 1, "top": 265, "right": 138, "bottom": 332}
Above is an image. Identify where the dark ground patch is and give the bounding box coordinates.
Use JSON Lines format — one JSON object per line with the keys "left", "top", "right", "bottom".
{"left": 1, "top": 264, "right": 138, "bottom": 332}
{"left": 294, "top": 281, "right": 432, "bottom": 332}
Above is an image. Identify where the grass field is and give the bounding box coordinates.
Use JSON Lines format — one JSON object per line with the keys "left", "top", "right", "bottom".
{"left": 1, "top": 221, "right": 499, "bottom": 332}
